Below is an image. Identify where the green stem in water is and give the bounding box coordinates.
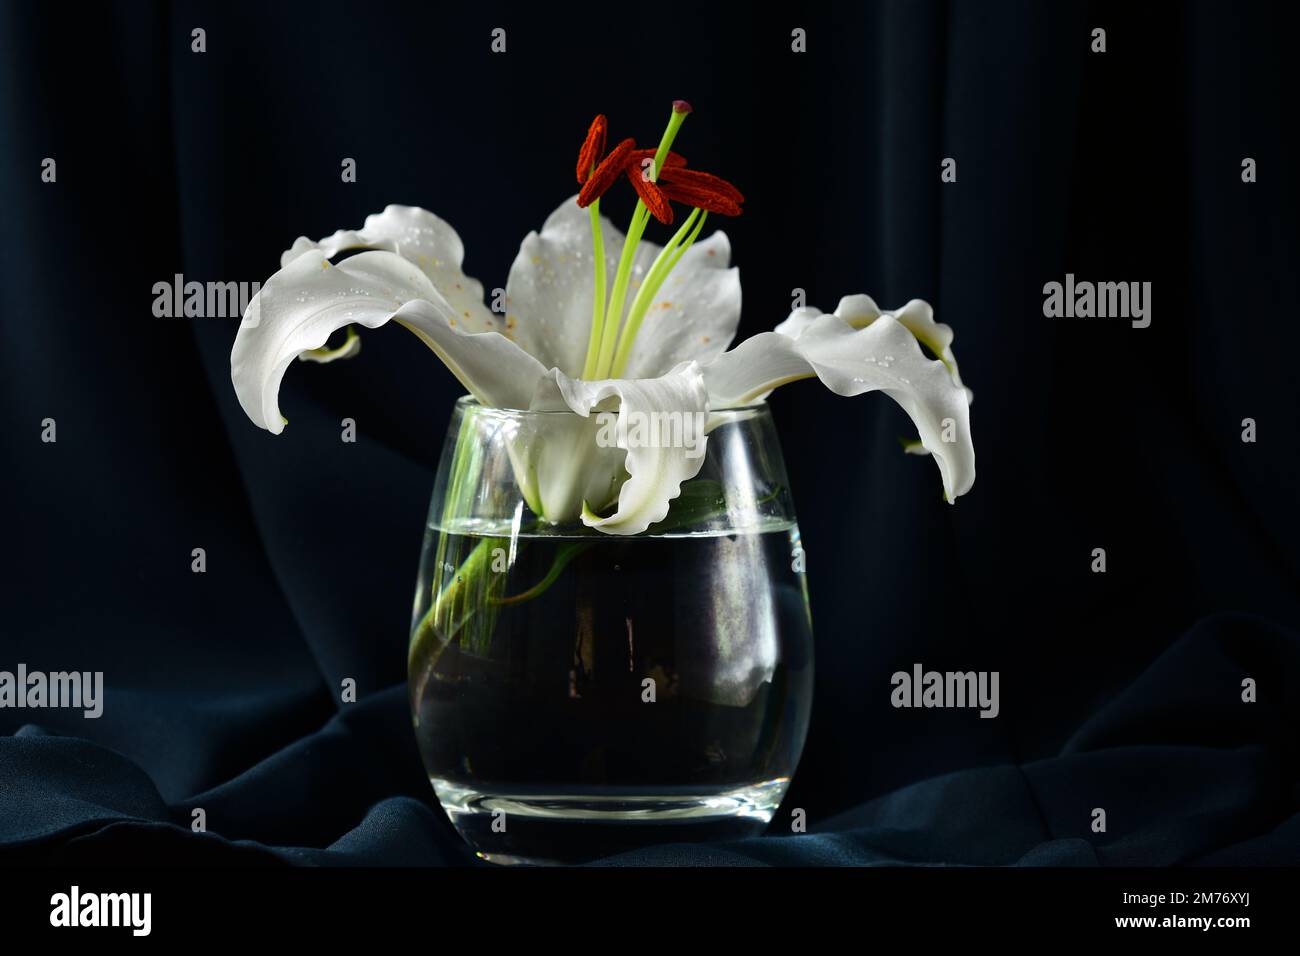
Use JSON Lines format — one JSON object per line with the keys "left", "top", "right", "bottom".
{"left": 408, "top": 534, "right": 506, "bottom": 673}
{"left": 579, "top": 197, "right": 608, "bottom": 380}
{"left": 589, "top": 102, "right": 691, "bottom": 379}
{"left": 490, "top": 540, "right": 590, "bottom": 606}
{"left": 409, "top": 476, "right": 784, "bottom": 672}
{"left": 609, "top": 208, "right": 708, "bottom": 379}
{"left": 409, "top": 413, "right": 474, "bottom": 672}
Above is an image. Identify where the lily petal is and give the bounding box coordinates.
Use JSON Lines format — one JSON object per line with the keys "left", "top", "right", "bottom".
{"left": 777, "top": 294, "right": 964, "bottom": 388}
{"left": 506, "top": 198, "right": 616, "bottom": 376}
{"left": 531, "top": 362, "right": 710, "bottom": 534}
{"left": 280, "top": 204, "right": 501, "bottom": 338}
{"left": 881, "top": 298, "right": 964, "bottom": 388}
{"left": 703, "top": 311, "right": 975, "bottom": 501}
{"left": 504, "top": 408, "right": 627, "bottom": 525}
{"left": 617, "top": 231, "right": 742, "bottom": 380}
{"left": 231, "top": 249, "right": 546, "bottom": 433}
{"left": 506, "top": 198, "right": 741, "bottom": 378}
{"left": 299, "top": 325, "right": 361, "bottom": 363}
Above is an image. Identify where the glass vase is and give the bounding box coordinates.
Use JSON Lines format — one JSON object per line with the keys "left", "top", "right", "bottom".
{"left": 408, "top": 396, "right": 813, "bottom": 864}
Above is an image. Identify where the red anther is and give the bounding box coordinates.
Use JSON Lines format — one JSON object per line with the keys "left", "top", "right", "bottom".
{"left": 658, "top": 181, "right": 743, "bottom": 216}
{"left": 571, "top": 106, "right": 743, "bottom": 223}
{"left": 628, "top": 148, "right": 688, "bottom": 169}
{"left": 658, "top": 166, "right": 744, "bottom": 203}
{"left": 577, "top": 137, "right": 635, "bottom": 207}
{"left": 576, "top": 114, "right": 608, "bottom": 185}
{"left": 624, "top": 165, "right": 674, "bottom": 225}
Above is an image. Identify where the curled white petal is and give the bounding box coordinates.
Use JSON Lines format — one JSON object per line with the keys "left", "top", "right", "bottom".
{"left": 298, "top": 326, "right": 361, "bottom": 364}
{"left": 776, "top": 295, "right": 964, "bottom": 389}
{"left": 503, "top": 412, "right": 627, "bottom": 525}
{"left": 885, "top": 298, "right": 963, "bottom": 388}
{"left": 231, "top": 249, "right": 545, "bottom": 433}
{"left": 703, "top": 312, "right": 975, "bottom": 501}
{"left": 281, "top": 205, "right": 502, "bottom": 341}
{"left": 775, "top": 293, "right": 880, "bottom": 339}
{"left": 530, "top": 362, "right": 711, "bottom": 534}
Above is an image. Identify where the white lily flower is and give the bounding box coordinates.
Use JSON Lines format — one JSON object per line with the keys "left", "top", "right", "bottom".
{"left": 231, "top": 106, "right": 975, "bottom": 535}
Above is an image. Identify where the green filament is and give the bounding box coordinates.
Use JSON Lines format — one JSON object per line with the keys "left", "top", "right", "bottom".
{"left": 579, "top": 198, "right": 608, "bottom": 380}
{"left": 584, "top": 105, "right": 690, "bottom": 380}
{"left": 609, "top": 209, "right": 708, "bottom": 378}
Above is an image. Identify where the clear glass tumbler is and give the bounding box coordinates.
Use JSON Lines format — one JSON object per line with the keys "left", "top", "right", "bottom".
{"left": 408, "top": 397, "right": 813, "bottom": 864}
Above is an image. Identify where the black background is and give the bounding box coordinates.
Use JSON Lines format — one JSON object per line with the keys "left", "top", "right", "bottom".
{"left": 1, "top": 0, "right": 1297, "bottom": 867}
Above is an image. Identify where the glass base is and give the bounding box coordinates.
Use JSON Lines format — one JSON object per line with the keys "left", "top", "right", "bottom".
{"left": 432, "top": 777, "right": 789, "bottom": 865}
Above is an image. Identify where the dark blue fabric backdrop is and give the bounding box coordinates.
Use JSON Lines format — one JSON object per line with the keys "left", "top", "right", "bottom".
{"left": 1, "top": 0, "right": 1297, "bottom": 866}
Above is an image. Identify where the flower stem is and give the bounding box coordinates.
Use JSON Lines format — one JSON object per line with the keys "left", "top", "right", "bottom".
{"left": 490, "top": 540, "right": 591, "bottom": 605}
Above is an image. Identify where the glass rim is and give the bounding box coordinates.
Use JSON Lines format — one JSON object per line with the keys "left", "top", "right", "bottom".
{"left": 453, "top": 394, "right": 770, "bottom": 417}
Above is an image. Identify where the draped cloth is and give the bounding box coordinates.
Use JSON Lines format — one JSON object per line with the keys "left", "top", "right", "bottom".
{"left": 1, "top": 2, "right": 1295, "bottom": 865}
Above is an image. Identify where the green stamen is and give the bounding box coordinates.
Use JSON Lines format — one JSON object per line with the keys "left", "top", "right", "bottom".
{"left": 609, "top": 208, "right": 706, "bottom": 378}
{"left": 580, "top": 196, "right": 608, "bottom": 379}
{"left": 664, "top": 209, "right": 707, "bottom": 276}
{"left": 588, "top": 102, "right": 691, "bottom": 379}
